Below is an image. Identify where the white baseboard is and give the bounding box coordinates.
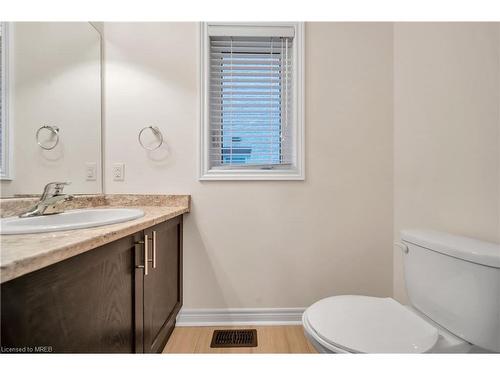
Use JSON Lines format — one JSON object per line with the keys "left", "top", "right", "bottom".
{"left": 176, "top": 307, "right": 306, "bottom": 327}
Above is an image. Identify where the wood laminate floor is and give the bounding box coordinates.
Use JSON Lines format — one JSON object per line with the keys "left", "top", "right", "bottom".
{"left": 162, "top": 325, "right": 317, "bottom": 353}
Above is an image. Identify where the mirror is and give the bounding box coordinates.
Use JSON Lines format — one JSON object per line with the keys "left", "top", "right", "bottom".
{"left": 0, "top": 22, "right": 102, "bottom": 197}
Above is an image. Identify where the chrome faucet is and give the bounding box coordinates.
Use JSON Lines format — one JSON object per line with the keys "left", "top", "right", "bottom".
{"left": 19, "top": 182, "right": 75, "bottom": 218}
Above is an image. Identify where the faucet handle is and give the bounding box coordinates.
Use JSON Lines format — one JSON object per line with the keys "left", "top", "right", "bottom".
{"left": 44, "top": 181, "right": 71, "bottom": 188}
{"left": 42, "top": 181, "right": 71, "bottom": 197}
{"left": 53, "top": 181, "right": 71, "bottom": 189}
{"left": 53, "top": 182, "right": 71, "bottom": 194}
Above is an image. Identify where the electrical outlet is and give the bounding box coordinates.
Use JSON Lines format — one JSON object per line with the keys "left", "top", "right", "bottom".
{"left": 112, "top": 163, "right": 125, "bottom": 181}
{"left": 85, "top": 162, "right": 97, "bottom": 181}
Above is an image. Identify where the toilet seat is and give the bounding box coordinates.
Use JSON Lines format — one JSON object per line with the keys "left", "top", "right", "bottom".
{"left": 303, "top": 295, "right": 439, "bottom": 353}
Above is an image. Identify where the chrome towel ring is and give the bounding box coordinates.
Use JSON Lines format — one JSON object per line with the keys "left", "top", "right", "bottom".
{"left": 36, "top": 125, "right": 60, "bottom": 150}
{"left": 138, "top": 126, "right": 164, "bottom": 151}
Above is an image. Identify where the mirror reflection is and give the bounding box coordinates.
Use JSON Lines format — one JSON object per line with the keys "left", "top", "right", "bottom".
{"left": 0, "top": 22, "right": 102, "bottom": 197}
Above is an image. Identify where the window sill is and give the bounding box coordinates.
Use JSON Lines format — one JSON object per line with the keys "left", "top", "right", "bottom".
{"left": 199, "top": 168, "right": 305, "bottom": 181}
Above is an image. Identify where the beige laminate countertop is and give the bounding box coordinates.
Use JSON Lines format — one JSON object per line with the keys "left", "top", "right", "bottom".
{"left": 0, "top": 194, "right": 190, "bottom": 283}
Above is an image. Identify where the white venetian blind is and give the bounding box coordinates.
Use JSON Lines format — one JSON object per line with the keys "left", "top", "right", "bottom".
{"left": 208, "top": 30, "right": 294, "bottom": 168}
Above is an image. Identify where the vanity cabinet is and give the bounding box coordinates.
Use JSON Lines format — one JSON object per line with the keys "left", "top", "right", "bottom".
{"left": 0, "top": 215, "right": 183, "bottom": 353}
{"left": 137, "top": 218, "right": 183, "bottom": 353}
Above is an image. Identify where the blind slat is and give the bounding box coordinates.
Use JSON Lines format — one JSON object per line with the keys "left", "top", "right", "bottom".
{"left": 209, "top": 86, "right": 283, "bottom": 91}
{"left": 211, "top": 97, "right": 281, "bottom": 103}
{"left": 209, "top": 91, "right": 281, "bottom": 96}
{"left": 211, "top": 79, "right": 281, "bottom": 83}
{"left": 210, "top": 56, "right": 288, "bottom": 63}
{"left": 210, "top": 65, "right": 287, "bottom": 71}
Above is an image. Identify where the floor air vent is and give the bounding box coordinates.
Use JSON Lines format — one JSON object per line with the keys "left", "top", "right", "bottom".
{"left": 210, "top": 329, "right": 258, "bottom": 348}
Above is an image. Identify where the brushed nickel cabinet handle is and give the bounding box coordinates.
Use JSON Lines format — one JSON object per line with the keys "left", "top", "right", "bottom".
{"left": 143, "top": 234, "right": 149, "bottom": 275}
{"left": 135, "top": 237, "right": 149, "bottom": 276}
{"left": 152, "top": 230, "right": 157, "bottom": 269}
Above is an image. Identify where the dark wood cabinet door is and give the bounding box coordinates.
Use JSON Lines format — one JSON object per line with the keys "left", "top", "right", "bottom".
{"left": 0, "top": 232, "right": 142, "bottom": 353}
{"left": 142, "top": 216, "right": 183, "bottom": 353}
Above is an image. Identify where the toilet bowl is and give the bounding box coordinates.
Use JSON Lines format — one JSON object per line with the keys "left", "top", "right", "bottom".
{"left": 303, "top": 230, "right": 500, "bottom": 353}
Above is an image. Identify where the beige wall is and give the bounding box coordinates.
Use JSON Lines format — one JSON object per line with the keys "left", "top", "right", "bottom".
{"left": 103, "top": 22, "right": 394, "bottom": 308}
{"left": 393, "top": 23, "right": 500, "bottom": 302}
{"left": 103, "top": 22, "right": 499, "bottom": 308}
{"left": 1, "top": 22, "right": 101, "bottom": 197}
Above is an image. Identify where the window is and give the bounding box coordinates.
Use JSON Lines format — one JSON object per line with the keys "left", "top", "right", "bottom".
{"left": 0, "top": 22, "right": 11, "bottom": 180}
{"left": 200, "top": 23, "right": 304, "bottom": 180}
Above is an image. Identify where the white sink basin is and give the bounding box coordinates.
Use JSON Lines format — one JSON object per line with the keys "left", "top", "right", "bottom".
{"left": 0, "top": 208, "right": 145, "bottom": 235}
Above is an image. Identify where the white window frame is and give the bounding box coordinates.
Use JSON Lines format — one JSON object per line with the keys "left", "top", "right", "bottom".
{"left": 199, "top": 22, "right": 305, "bottom": 181}
{"left": 1, "top": 22, "right": 13, "bottom": 180}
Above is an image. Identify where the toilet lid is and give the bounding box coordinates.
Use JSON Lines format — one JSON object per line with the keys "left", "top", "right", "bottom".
{"left": 304, "top": 295, "right": 439, "bottom": 353}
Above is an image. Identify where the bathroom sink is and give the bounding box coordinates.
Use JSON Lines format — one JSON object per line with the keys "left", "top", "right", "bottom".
{"left": 0, "top": 208, "right": 145, "bottom": 235}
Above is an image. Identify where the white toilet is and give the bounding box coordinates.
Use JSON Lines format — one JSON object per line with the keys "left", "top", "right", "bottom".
{"left": 303, "top": 229, "right": 500, "bottom": 353}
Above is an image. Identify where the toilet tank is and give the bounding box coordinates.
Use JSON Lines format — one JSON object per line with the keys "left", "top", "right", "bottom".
{"left": 400, "top": 230, "right": 500, "bottom": 353}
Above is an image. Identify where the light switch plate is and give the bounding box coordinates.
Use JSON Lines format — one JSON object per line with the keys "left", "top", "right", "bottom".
{"left": 112, "top": 163, "right": 125, "bottom": 181}
{"left": 85, "top": 162, "right": 97, "bottom": 181}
